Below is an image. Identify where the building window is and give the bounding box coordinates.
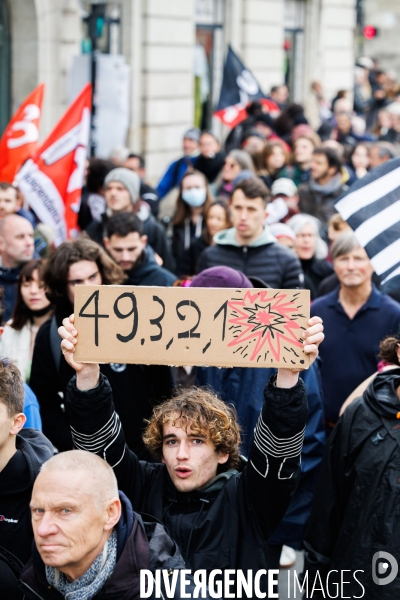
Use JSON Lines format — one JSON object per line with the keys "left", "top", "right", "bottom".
{"left": 284, "top": 0, "right": 306, "bottom": 103}
{"left": 195, "top": 0, "right": 224, "bottom": 130}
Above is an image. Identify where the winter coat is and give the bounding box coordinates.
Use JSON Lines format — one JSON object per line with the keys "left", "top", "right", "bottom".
{"left": 300, "top": 257, "right": 334, "bottom": 300}
{"left": 298, "top": 175, "right": 348, "bottom": 230}
{"left": 125, "top": 246, "right": 176, "bottom": 287}
{"left": 23, "top": 384, "right": 42, "bottom": 430}
{"left": 179, "top": 233, "right": 208, "bottom": 277}
{"left": 303, "top": 369, "right": 400, "bottom": 599}
{"left": 193, "top": 152, "right": 226, "bottom": 183}
{"left": 197, "top": 361, "right": 325, "bottom": 549}
{"left": 0, "top": 263, "right": 22, "bottom": 323}
{"left": 86, "top": 211, "right": 176, "bottom": 274}
{"left": 64, "top": 372, "right": 308, "bottom": 598}
{"left": 0, "top": 429, "right": 53, "bottom": 600}
{"left": 19, "top": 492, "right": 203, "bottom": 600}
{"left": 0, "top": 429, "right": 53, "bottom": 564}
{"left": 157, "top": 155, "right": 197, "bottom": 199}
{"left": 197, "top": 227, "right": 304, "bottom": 289}
{"left": 30, "top": 307, "right": 176, "bottom": 455}
{"left": 172, "top": 217, "right": 204, "bottom": 276}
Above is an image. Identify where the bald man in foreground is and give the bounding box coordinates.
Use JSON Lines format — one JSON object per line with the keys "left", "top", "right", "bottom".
{"left": 19, "top": 450, "right": 202, "bottom": 600}
{"left": 0, "top": 214, "right": 35, "bottom": 321}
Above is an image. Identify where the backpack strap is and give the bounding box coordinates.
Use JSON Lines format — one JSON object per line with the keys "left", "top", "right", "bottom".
{"left": 50, "top": 316, "right": 61, "bottom": 374}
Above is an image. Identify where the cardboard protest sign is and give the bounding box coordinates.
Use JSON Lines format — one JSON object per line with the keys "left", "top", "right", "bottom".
{"left": 74, "top": 286, "right": 310, "bottom": 369}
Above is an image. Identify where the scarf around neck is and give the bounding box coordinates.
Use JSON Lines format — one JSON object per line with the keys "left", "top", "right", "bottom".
{"left": 45, "top": 529, "right": 117, "bottom": 600}
{"left": 309, "top": 172, "right": 342, "bottom": 196}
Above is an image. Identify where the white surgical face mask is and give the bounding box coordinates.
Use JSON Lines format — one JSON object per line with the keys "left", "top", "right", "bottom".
{"left": 181, "top": 187, "right": 207, "bottom": 208}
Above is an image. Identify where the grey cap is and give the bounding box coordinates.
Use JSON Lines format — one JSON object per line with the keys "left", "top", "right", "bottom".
{"left": 183, "top": 127, "right": 201, "bottom": 142}
{"left": 104, "top": 168, "right": 141, "bottom": 204}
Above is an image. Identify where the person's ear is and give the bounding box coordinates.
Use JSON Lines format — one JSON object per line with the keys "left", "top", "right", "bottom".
{"left": 103, "top": 237, "right": 110, "bottom": 251}
{"left": 217, "top": 452, "right": 229, "bottom": 465}
{"left": 104, "top": 497, "right": 121, "bottom": 531}
{"left": 10, "top": 412, "right": 26, "bottom": 436}
{"left": 141, "top": 235, "right": 148, "bottom": 247}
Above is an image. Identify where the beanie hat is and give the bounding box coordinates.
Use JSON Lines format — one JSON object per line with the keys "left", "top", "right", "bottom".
{"left": 104, "top": 168, "right": 141, "bottom": 204}
{"left": 270, "top": 222, "right": 296, "bottom": 243}
{"left": 183, "top": 127, "right": 201, "bottom": 142}
{"left": 190, "top": 266, "right": 253, "bottom": 288}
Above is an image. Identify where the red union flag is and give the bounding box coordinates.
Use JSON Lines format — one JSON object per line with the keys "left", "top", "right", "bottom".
{"left": 0, "top": 83, "right": 45, "bottom": 183}
{"left": 16, "top": 84, "right": 92, "bottom": 245}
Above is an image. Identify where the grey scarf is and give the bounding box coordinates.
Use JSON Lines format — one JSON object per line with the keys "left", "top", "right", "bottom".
{"left": 309, "top": 172, "right": 343, "bottom": 196}
{"left": 45, "top": 529, "right": 117, "bottom": 600}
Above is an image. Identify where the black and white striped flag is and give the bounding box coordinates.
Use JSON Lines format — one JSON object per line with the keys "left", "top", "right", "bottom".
{"left": 335, "top": 157, "right": 400, "bottom": 293}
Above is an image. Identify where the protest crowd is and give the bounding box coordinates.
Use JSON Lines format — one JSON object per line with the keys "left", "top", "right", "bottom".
{"left": 2, "top": 53, "right": 400, "bottom": 600}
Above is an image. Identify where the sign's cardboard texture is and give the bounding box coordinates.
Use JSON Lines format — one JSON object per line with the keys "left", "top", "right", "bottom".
{"left": 74, "top": 286, "right": 310, "bottom": 369}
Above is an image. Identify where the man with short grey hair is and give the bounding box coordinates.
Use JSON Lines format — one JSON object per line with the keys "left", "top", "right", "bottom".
{"left": 369, "top": 141, "right": 396, "bottom": 170}
{"left": 0, "top": 214, "right": 35, "bottom": 321}
{"left": 20, "top": 450, "right": 196, "bottom": 599}
{"left": 311, "top": 231, "right": 400, "bottom": 432}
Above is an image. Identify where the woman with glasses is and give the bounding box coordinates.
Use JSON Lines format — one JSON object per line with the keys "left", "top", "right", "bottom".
{"left": 0, "top": 259, "right": 53, "bottom": 383}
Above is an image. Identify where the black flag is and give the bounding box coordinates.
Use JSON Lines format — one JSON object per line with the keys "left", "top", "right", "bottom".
{"left": 335, "top": 157, "right": 400, "bottom": 293}
{"left": 214, "top": 46, "right": 267, "bottom": 127}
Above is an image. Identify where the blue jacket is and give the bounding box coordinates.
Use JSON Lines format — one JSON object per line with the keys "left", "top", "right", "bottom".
{"left": 157, "top": 155, "right": 197, "bottom": 199}
{"left": 196, "top": 361, "right": 325, "bottom": 548}
{"left": 23, "top": 383, "right": 42, "bottom": 430}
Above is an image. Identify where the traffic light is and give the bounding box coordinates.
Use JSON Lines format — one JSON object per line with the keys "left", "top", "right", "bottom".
{"left": 363, "top": 25, "right": 378, "bottom": 40}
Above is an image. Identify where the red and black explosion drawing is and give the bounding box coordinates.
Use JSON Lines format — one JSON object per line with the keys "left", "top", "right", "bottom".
{"left": 227, "top": 290, "right": 305, "bottom": 364}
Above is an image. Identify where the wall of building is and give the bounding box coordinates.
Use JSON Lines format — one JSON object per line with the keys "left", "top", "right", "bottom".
{"left": 7, "top": 0, "right": 359, "bottom": 182}
{"left": 363, "top": 0, "right": 400, "bottom": 76}
{"left": 302, "top": 0, "right": 356, "bottom": 104}
{"left": 9, "top": 0, "right": 81, "bottom": 139}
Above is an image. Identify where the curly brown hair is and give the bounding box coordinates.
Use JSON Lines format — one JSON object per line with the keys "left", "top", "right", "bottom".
{"left": 143, "top": 387, "right": 242, "bottom": 471}
{"left": 43, "top": 237, "right": 126, "bottom": 304}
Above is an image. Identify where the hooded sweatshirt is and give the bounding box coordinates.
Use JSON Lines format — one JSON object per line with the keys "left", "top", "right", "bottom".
{"left": 197, "top": 227, "right": 303, "bottom": 289}
{"left": 126, "top": 245, "right": 176, "bottom": 287}
{"left": 0, "top": 429, "right": 53, "bottom": 564}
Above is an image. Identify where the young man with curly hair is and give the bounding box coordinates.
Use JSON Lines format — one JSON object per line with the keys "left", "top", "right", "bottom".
{"left": 58, "top": 313, "right": 323, "bottom": 598}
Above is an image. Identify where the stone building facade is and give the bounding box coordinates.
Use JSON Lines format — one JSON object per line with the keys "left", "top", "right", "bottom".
{"left": 1, "top": 0, "right": 357, "bottom": 182}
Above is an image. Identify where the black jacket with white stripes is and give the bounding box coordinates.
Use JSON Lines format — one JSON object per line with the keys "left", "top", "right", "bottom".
{"left": 65, "top": 373, "right": 307, "bottom": 598}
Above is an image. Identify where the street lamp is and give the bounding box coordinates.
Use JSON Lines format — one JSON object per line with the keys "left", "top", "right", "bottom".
{"left": 77, "top": 0, "right": 121, "bottom": 156}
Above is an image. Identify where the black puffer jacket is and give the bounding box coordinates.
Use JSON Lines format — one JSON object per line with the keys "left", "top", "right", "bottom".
{"left": 197, "top": 227, "right": 303, "bottom": 289}
{"left": 303, "top": 369, "right": 400, "bottom": 599}
{"left": 64, "top": 372, "right": 308, "bottom": 598}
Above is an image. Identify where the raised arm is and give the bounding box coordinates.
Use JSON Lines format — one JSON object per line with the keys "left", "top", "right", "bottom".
{"left": 240, "top": 317, "right": 324, "bottom": 538}
{"left": 59, "top": 315, "right": 162, "bottom": 510}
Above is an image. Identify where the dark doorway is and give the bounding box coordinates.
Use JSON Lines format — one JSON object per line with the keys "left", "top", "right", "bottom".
{"left": 0, "top": 0, "right": 11, "bottom": 135}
